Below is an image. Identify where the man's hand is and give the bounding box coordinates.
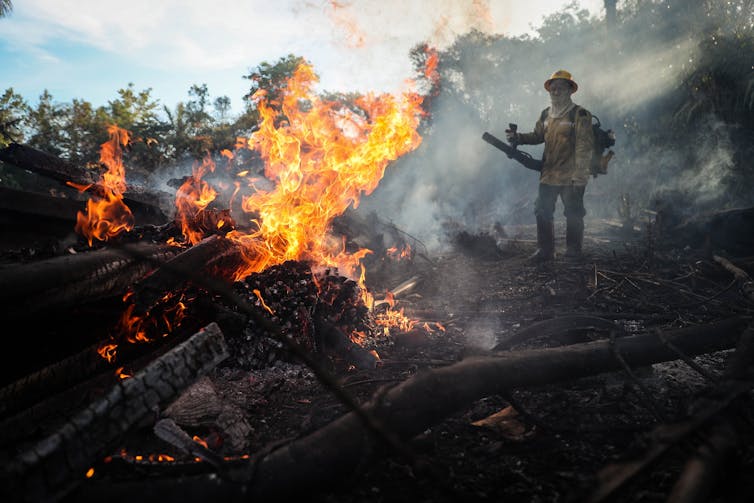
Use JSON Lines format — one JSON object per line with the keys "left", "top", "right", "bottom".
{"left": 505, "top": 129, "right": 519, "bottom": 145}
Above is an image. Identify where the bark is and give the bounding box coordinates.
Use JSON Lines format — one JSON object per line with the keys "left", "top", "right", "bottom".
{"left": 68, "top": 316, "right": 750, "bottom": 502}
{"left": 130, "top": 235, "right": 244, "bottom": 313}
{"left": 1, "top": 322, "right": 229, "bottom": 503}
{"left": 493, "top": 314, "right": 624, "bottom": 350}
{"left": 314, "top": 315, "right": 380, "bottom": 370}
{"left": 0, "top": 186, "right": 84, "bottom": 222}
{"left": 0, "top": 342, "right": 107, "bottom": 420}
{"left": 0, "top": 242, "right": 178, "bottom": 321}
{"left": 0, "top": 142, "right": 101, "bottom": 186}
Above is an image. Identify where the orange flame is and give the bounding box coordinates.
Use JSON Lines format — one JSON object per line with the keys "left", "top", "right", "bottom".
{"left": 175, "top": 153, "right": 219, "bottom": 245}
{"left": 74, "top": 125, "right": 135, "bottom": 245}
{"left": 224, "top": 61, "right": 424, "bottom": 281}
{"left": 94, "top": 60, "right": 428, "bottom": 359}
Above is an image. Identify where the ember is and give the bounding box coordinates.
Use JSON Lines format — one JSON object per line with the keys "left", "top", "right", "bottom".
{"left": 228, "top": 259, "right": 378, "bottom": 370}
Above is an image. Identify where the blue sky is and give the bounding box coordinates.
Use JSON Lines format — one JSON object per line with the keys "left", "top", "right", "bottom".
{"left": 0, "top": 0, "right": 604, "bottom": 117}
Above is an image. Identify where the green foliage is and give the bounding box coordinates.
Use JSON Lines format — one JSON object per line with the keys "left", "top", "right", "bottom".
{"left": 242, "top": 54, "right": 307, "bottom": 110}
{"left": 26, "top": 90, "right": 67, "bottom": 157}
{"left": 0, "top": 87, "right": 27, "bottom": 147}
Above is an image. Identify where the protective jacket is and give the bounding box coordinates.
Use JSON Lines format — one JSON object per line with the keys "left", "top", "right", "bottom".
{"left": 517, "top": 104, "right": 595, "bottom": 186}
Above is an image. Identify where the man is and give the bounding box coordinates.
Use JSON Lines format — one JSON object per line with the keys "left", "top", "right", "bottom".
{"left": 506, "top": 70, "right": 595, "bottom": 262}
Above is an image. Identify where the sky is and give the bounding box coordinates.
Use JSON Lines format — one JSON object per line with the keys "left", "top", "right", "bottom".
{"left": 0, "top": 0, "right": 605, "bottom": 116}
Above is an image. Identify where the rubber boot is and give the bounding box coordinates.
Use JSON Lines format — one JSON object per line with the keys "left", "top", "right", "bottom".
{"left": 530, "top": 217, "right": 554, "bottom": 262}
{"left": 565, "top": 218, "right": 584, "bottom": 258}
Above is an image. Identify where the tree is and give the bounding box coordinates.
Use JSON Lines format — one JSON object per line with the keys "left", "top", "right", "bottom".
{"left": 0, "top": 88, "right": 27, "bottom": 147}
{"left": 60, "top": 99, "right": 110, "bottom": 166}
{"left": 0, "top": 0, "right": 12, "bottom": 18}
{"left": 107, "top": 83, "right": 161, "bottom": 131}
{"left": 213, "top": 96, "right": 231, "bottom": 121}
{"left": 242, "top": 54, "right": 308, "bottom": 112}
{"left": 26, "top": 90, "right": 67, "bottom": 157}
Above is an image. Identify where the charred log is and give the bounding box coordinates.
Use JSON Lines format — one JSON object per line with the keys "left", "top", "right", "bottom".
{"left": 0, "top": 242, "right": 178, "bottom": 321}
{"left": 0, "top": 142, "right": 101, "bottom": 186}
{"left": 0, "top": 142, "right": 171, "bottom": 225}
{"left": 131, "top": 235, "right": 242, "bottom": 314}
{"left": 1, "top": 322, "right": 229, "bottom": 503}
{"left": 67, "top": 317, "right": 750, "bottom": 502}
{"left": 493, "top": 314, "right": 626, "bottom": 350}
{"left": 0, "top": 186, "right": 84, "bottom": 253}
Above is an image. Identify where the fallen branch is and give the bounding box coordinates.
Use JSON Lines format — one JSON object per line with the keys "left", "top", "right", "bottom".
{"left": 713, "top": 255, "right": 754, "bottom": 303}
{"left": 0, "top": 142, "right": 171, "bottom": 225}
{"left": 68, "top": 316, "right": 750, "bottom": 502}
{"left": 0, "top": 241, "right": 178, "bottom": 321}
{"left": 586, "top": 323, "right": 753, "bottom": 503}
{"left": 493, "top": 314, "right": 625, "bottom": 350}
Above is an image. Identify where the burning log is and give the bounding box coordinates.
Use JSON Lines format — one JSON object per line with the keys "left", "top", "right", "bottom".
{"left": 0, "top": 241, "right": 178, "bottom": 321}
{"left": 69, "top": 317, "right": 749, "bottom": 502}
{"left": 130, "top": 235, "right": 242, "bottom": 314}
{"left": 0, "top": 142, "right": 171, "bottom": 225}
{"left": 1, "top": 322, "right": 229, "bottom": 503}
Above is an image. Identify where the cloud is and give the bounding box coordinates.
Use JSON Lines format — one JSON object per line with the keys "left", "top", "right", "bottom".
{"left": 4, "top": 0, "right": 606, "bottom": 96}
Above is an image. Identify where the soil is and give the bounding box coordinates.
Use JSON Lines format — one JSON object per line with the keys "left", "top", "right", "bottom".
{"left": 52, "top": 218, "right": 754, "bottom": 502}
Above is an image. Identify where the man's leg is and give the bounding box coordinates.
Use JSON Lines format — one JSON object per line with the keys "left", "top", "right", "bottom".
{"left": 563, "top": 184, "right": 587, "bottom": 257}
{"left": 533, "top": 184, "right": 558, "bottom": 261}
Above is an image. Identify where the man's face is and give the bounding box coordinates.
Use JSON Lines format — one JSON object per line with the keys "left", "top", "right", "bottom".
{"left": 548, "top": 79, "right": 573, "bottom": 97}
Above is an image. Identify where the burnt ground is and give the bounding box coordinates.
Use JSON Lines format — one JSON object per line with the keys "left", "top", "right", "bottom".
{"left": 40, "top": 218, "right": 754, "bottom": 502}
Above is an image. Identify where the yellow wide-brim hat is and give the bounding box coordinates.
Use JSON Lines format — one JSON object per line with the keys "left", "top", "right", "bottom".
{"left": 544, "top": 70, "right": 578, "bottom": 92}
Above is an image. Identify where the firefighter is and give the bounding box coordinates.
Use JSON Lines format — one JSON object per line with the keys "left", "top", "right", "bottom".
{"left": 506, "top": 70, "right": 595, "bottom": 262}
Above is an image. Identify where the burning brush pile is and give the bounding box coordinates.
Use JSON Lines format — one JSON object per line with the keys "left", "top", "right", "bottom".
{"left": 0, "top": 61, "right": 442, "bottom": 502}
{"left": 76, "top": 61, "right": 426, "bottom": 368}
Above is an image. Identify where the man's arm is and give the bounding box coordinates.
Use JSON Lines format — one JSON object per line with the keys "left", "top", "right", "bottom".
{"left": 516, "top": 112, "right": 546, "bottom": 145}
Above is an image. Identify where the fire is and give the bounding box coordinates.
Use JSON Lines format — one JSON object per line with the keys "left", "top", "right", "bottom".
{"left": 386, "top": 244, "right": 412, "bottom": 260}
{"left": 74, "top": 125, "right": 135, "bottom": 245}
{"left": 374, "top": 306, "right": 416, "bottom": 335}
{"left": 90, "top": 60, "right": 428, "bottom": 356}
{"left": 175, "top": 153, "right": 220, "bottom": 245}
{"left": 252, "top": 289, "right": 275, "bottom": 315}
{"left": 226, "top": 61, "right": 424, "bottom": 281}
